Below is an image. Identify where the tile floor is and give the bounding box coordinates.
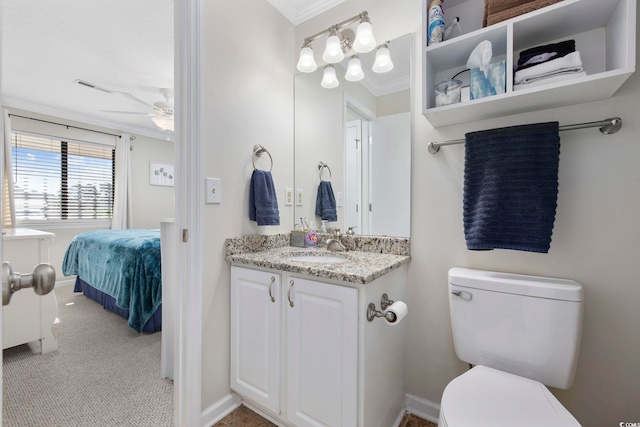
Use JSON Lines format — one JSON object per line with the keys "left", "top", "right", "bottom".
{"left": 214, "top": 405, "right": 437, "bottom": 426}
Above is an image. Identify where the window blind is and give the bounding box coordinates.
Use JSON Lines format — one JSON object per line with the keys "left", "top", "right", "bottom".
{"left": 11, "top": 132, "right": 114, "bottom": 222}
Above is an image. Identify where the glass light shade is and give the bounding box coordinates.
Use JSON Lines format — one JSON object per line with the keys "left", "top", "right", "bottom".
{"left": 152, "top": 116, "right": 175, "bottom": 132}
{"left": 345, "top": 56, "right": 364, "bottom": 82}
{"left": 321, "top": 65, "right": 339, "bottom": 89}
{"left": 352, "top": 21, "right": 376, "bottom": 53}
{"left": 322, "top": 35, "right": 344, "bottom": 64}
{"left": 372, "top": 44, "right": 394, "bottom": 73}
{"left": 296, "top": 46, "right": 317, "bottom": 73}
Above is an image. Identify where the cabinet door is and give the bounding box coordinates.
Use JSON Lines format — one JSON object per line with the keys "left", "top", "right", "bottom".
{"left": 286, "top": 277, "right": 358, "bottom": 427}
{"left": 230, "top": 267, "right": 281, "bottom": 413}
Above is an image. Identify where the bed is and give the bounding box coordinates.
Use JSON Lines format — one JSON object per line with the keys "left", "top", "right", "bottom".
{"left": 62, "top": 229, "right": 162, "bottom": 333}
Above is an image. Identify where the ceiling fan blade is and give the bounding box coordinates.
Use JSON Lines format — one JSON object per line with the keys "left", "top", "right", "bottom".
{"left": 76, "top": 79, "right": 157, "bottom": 110}
{"left": 100, "top": 110, "right": 150, "bottom": 115}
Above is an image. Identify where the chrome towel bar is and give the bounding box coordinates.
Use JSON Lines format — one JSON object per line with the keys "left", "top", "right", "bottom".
{"left": 427, "top": 117, "right": 622, "bottom": 154}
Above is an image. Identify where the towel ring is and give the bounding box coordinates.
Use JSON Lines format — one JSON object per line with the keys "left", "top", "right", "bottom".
{"left": 252, "top": 144, "right": 273, "bottom": 171}
{"left": 318, "top": 161, "right": 332, "bottom": 181}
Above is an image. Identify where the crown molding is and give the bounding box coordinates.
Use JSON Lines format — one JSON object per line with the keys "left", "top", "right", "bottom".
{"left": 266, "top": 0, "right": 345, "bottom": 25}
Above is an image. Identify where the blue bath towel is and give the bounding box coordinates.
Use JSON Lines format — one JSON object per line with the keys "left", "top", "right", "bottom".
{"left": 463, "top": 122, "right": 560, "bottom": 253}
{"left": 249, "top": 169, "right": 280, "bottom": 226}
{"left": 315, "top": 181, "right": 337, "bottom": 222}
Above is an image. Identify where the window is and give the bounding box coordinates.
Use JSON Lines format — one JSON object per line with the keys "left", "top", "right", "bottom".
{"left": 11, "top": 132, "right": 115, "bottom": 223}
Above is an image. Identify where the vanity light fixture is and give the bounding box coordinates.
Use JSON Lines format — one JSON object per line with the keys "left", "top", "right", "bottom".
{"left": 345, "top": 55, "right": 364, "bottom": 82}
{"left": 296, "top": 11, "right": 390, "bottom": 88}
{"left": 296, "top": 41, "right": 317, "bottom": 73}
{"left": 321, "top": 65, "right": 339, "bottom": 89}
{"left": 372, "top": 42, "right": 394, "bottom": 73}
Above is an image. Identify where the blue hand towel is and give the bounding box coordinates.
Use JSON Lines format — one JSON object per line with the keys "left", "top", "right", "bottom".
{"left": 249, "top": 170, "right": 280, "bottom": 226}
{"left": 463, "top": 122, "right": 560, "bottom": 253}
{"left": 315, "top": 181, "right": 337, "bottom": 222}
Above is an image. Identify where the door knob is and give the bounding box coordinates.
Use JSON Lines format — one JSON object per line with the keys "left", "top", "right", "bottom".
{"left": 2, "top": 261, "right": 56, "bottom": 306}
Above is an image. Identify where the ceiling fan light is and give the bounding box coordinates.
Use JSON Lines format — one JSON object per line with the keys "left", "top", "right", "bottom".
{"left": 297, "top": 46, "right": 317, "bottom": 73}
{"left": 321, "top": 65, "right": 339, "bottom": 89}
{"left": 353, "top": 21, "right": 376, "bottom": 53}
{"left": 322, "top": 34, "right": 344, "bottom": 64}
{"left": 345, "top": 56, "right": 364, "bottom": 82}
{"left": 152, "top": 116, "right": 174, "bottom": 132}
{"left": 372, "top": 43, "right": 394, "bottom": 73}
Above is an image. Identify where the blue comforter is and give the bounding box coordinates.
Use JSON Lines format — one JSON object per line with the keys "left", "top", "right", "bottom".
{"left": 62, "top": 229, "right": 162, "bottom": 333}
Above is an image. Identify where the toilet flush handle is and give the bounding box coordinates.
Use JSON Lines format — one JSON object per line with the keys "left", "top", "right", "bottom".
{"left": 451, "top": 290, "right": 472, "bottom": 301}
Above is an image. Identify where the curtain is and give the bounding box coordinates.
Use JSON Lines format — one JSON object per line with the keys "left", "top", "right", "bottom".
{"left": 111, "top": 133, "right": 132, "bottom": 229}
{"left": 2, "top": 109, "right": 16, "bottom": 228}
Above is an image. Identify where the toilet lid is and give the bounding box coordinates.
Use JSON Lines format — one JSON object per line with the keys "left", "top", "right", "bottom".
{"left": 440, "top": 365, "right": 581, "bottom": 427}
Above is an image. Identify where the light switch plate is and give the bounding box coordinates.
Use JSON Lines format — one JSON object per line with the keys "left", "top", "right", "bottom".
{"left": 335, "top": 192, "right": 343, "bottom": 207}
{"left": 206, "top": 178, "right": 221, "bottom": 204}
{"left": 285, "top": 187, "right": 293, "bottom": 206}
{"left": 296, "top": 189, "right": 303, "bottom": 206}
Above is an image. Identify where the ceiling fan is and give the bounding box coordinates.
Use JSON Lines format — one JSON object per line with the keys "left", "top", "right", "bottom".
{"left": 75, "top": 79, "right": 175, "bottom": 132}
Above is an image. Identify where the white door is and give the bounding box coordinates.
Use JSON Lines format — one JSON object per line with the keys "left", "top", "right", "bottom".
{"left": 286, "top": 277, "right": 358, "bottom": 427}
{"left": 345, "top": 120, "right": 362, "bottom": 233}
{"left": 230, "top": 267, "right": 281, "bottom": 413}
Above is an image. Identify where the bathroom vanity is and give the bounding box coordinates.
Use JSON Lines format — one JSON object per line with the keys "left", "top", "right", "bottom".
{"left": 227, "top": 243, "right": 410, "bottom": 427}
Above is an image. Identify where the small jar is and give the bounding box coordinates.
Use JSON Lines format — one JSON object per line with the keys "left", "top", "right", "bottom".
{"left": 434, "top": 79, "right": 462, "bottom": 107}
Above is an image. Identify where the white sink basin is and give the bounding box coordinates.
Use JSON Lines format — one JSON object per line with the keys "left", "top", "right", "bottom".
{"left": 288, "top": 255, "right": 347, "bottom": 264}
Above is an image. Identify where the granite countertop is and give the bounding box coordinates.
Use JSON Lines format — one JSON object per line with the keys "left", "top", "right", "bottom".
{"left": 227, "top": 246, "right": 410, "bottom": 285}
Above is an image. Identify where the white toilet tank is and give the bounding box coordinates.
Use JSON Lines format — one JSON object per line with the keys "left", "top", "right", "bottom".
{"left": 448, "top": 268, "right": 583, "bottom": 389}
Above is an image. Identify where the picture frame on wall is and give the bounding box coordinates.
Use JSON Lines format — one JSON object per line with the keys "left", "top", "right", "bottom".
{"left": 150, "top": 161, "right": 174, "bottom": 187}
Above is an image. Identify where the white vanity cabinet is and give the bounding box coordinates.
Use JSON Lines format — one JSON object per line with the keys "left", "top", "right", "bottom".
{"left": 2, "top": 228, "right": 58, "bottom": 353}
{"left": 230, "top": 264, "right": 407, "bottom": 427}
{"left": 230, "top": 267, "right": 282, "bottom": 413}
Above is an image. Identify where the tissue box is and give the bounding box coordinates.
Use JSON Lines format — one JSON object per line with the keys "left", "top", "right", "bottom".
{"left": 290, "top": 230, "right": 306, "bottom": 248}
{"left": 470, "top": 60, "right": 506, "bottom": 100}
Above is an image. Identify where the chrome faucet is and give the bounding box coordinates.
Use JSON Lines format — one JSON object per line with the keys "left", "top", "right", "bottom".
{"left": 326, "top": 229, "right": 348, "bottom": 252}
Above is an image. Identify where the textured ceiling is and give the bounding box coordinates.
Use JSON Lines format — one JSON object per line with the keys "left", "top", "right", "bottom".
{"left": 3, "top": 0, "right": 174, "bottom": 139}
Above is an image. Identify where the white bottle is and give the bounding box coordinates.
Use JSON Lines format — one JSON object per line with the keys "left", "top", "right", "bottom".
{"left": 428, "top": 0, "right": 445, "bottom": 45}
{"left": 320, "top": 220, "right": 327, "bottom": 233}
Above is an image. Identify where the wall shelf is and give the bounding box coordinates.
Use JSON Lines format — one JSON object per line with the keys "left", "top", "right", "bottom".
{"left": 422, "top": 0, "right": 636, "bottom": 127}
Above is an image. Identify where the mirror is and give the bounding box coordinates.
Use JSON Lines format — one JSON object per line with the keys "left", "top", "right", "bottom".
{"left": 294, "top": 33, "right": 411, "bottom": 238}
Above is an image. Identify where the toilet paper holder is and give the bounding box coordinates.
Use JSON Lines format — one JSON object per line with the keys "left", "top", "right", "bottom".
{"left": 367, "top": 293, "right": 399, "bottom": 323}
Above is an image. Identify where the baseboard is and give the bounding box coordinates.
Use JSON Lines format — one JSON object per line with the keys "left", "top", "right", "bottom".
{"left": 405, "top": 393, "right": 441, "bottom": 424}
{"left": 201, "top": 393, "right": 242, "bottom": 427}
{"left": 392, "top": 407, "right": 408, "bottom": 427}
{"left": 55, "top": 279, "right": 76, "bottom": 288}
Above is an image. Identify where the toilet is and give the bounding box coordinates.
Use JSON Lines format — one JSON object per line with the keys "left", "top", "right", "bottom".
{"left": 440, "top": 268, "right": 584, "bottom": 427}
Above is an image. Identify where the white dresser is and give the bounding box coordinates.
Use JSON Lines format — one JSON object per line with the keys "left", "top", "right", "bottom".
{"left": 3, "top": 228, "right": 58, "bottom": 353}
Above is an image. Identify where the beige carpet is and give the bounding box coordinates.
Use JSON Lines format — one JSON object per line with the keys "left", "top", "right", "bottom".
{"left": 2, "top": 285, "right": 173, "bottom": 426}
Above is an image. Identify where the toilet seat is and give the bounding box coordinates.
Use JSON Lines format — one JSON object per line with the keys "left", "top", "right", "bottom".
{"left": 440, "top": 365, "right": 581, "bottom": 427}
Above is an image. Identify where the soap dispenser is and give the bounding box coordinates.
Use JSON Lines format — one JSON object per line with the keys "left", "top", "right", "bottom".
{"left": 320, "top": 220, "right": 328, "bottom": 233}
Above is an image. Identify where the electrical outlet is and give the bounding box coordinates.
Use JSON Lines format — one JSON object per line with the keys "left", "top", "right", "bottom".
{"left": 335, "top": 192, "right": 343, "bottom": 207}
{"left": 285, "top": 187, "right": 293, "bottom": 206}
{"left": 205, "top": 178, "right": 221, "bottom": 204}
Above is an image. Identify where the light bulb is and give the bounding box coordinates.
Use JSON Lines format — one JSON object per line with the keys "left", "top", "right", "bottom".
{"left": 322, "top": 34, "right": 344, "bottom": 64}
{"left": 345, "top": 56, "right": 364, "bottom": 82}
{"left": 152, "top": 116, "right": 174, "bottom": 132}
{"left": 321, "top": 65, "right": 339, "bottom": 89}
{"left": 353, "top": 21, "right": 376, "bottom": 53}
{"left": 296, "top": 46, "right": 317, "bottom": 73}
{"left": 372, "top": 43, "right": 393, "bottom": 73}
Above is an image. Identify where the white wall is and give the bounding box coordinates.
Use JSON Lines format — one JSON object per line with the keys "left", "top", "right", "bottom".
{"left": 4, "top": 109, "right": 174, "bottom": 278}
{"left": 200, "top": 0, "right": 295, "bottom": 410}
{"left": 129, "top": 134, "right": 174, "bottom": 228}
{"left": 299, "top": 1, "right": 640, "bottom": 426}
